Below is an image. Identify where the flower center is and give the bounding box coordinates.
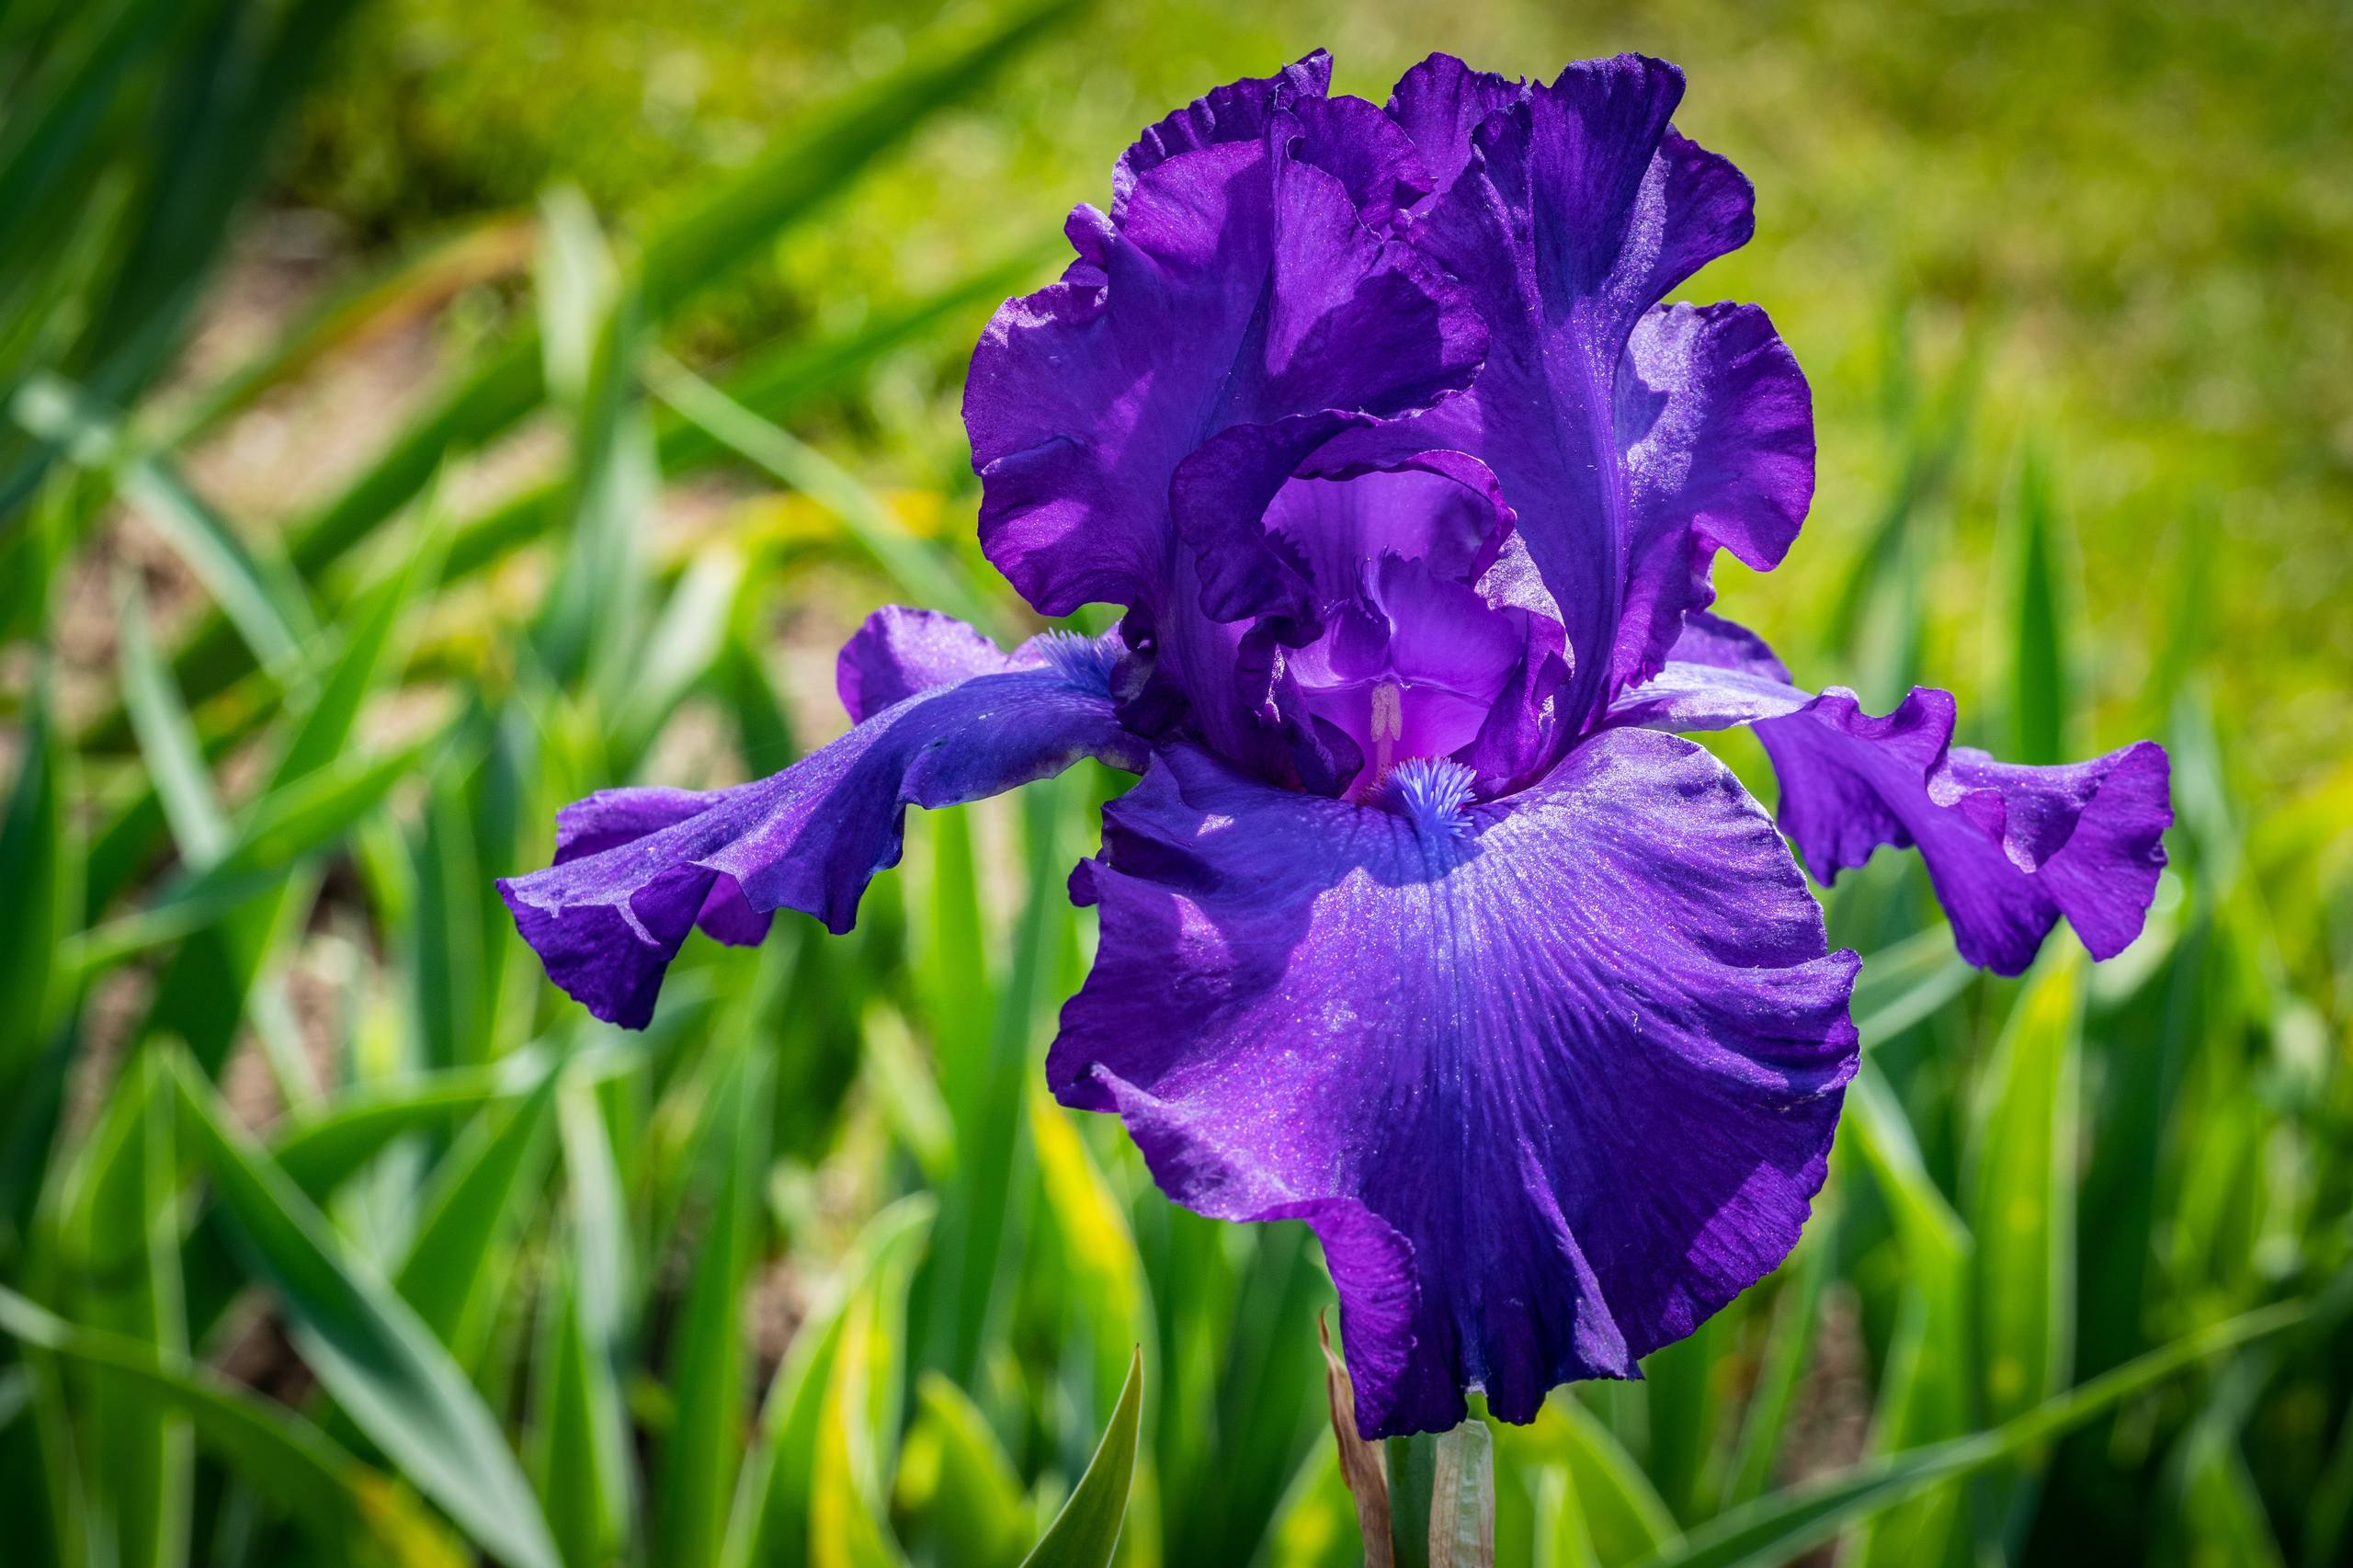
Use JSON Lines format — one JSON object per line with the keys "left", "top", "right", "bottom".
{"left": 1286, "top": 553, "right": 1525, "bottom": 797}
{"left": 1243, "top": 460, "right": 1563, "bottom": 798}
{"left": 1381, "top": 755, "right": 1478, "bottom": 841}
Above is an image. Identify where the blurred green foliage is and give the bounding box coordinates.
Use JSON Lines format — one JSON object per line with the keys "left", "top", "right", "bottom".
{"left": 1, "top": 2, "right": 2349, "bottom": 1567}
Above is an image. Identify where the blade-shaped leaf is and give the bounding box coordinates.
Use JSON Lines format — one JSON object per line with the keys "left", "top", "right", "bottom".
{"left": 535, "top": 1069, "right": 638, "bottom": 1565}
{"left": 160, "top": 212, "right": 536, "bottom": 447}
{"left": 1640, "top": 1312, "right": 1720, "bottom": 1527}
{"left": 1026, "top": 1084, "right": 1146, "bottom": 1426}
{"left": 0, "top": 1286, "right": 464, "bottom": 1562}
{"left": 59, "top": 1052, "right": 188, "bottom": 1568}
{"left": 1717, "top": 1233, "right": 1828, "bottom": 1513}
{"left": 2002, "top": 443, "right": 2073, "bottom": 767}
{"left": 722, "top": 1195, "right": 936, "bottom": 1568}
{"left": 392, "top": 1061, "right": 561, "bottom": 1362}
{"left": 134, "top": 509, "right": 452, "bottom": 1073}
{"left": 931, "top": 781, "right": 1074, "bottom": 1383}
{"left": 85, "top": 253, "right": 1037, "bottom": 752}
{"left": 894, "top": 1373, "right": 1030, "bottom": 1568}
{"left": 533, "top": 1251, "right": 630, "bottom": 1568}
{"left": 279, "top": 0, "right": 1079, "bottom": 608}
{"left": 1966, "top": 953, "right": 2080, "bottom": 1494}
{"left": 642, "top": 352, "right": 999, "bottom": 634}
{"left": 1498, "top": 1397, "right": 1679, "bottom": 1567}
{"left": 0, "top": 675, "right": 78, "bottom": 1096}
{"left": 809, "top": 1268, "right": 916, "bottom": 1568}
{"left": 168, "top": 1055, "right": 561, "bottom": 1568}
{"left": 114, "top": 568, "right": 228, "bottom": 868}
{"left": 659, "top": 1048, "right": 774, "bottom": 1568}
{"left": 1018, "top": 1347, "right": 1144, "bottom": 1568}
{"left": 17, "top": 372, "right": 317, "bottom": 676}
{"left": 1841, "top": 1063, "right": 1972, "bottom": 1568}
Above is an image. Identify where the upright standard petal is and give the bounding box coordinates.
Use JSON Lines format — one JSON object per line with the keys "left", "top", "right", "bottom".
{"left": 965, "top": 72, "right": 1483, "bottom": 620}
{"left": 1110, "top": 51, "right": 1335, "bottom": 215}
{"left": 1148, "top": 450, "right": 1571, "bottom": 796}
{"left": 1050, "top": 733, "right": 1859, "bottom": 1437}
{"left": 1322, "top": 54, "right": 1809, "bottom": 733}
{"left": 1610, "top": 613, "right": 2172, "bottom": 974}
{"left": 501, "top": 611, "right": 1146, "bottom": 1028}
{"left": 1611, "top": 302, "right": 1814, "bottom": 687}
{"left": 1383, "top": 53, "right": 1529, "bottom": 199}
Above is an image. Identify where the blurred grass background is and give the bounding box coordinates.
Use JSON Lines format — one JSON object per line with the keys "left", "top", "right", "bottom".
{"left": 0, "top": 1, "right": 2348, "bottom": 1566}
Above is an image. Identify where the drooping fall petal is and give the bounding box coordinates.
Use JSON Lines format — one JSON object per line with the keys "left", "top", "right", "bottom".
{"left": 1049, "top": 733, "right": 1859, "bottom": 1437}
{"left": 1610, "top": 612, "right": 2171, "bottom": 973}
{"left": 500, "top": 610, "right": 1143, "bottom": 1028}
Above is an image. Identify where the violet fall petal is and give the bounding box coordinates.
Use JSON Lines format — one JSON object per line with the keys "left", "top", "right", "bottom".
{"left": 1050, "top": 732, "right": 1859, "bottom": 1437}
{"left": 1609, "top": 612, "right": 2172, "bottom": 974}
{"left": 500, "top": 609, "right": 1146, "bottom": 1029}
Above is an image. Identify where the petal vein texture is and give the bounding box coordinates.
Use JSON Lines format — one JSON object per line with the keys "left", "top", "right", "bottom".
{"left": 1051, "top": 732, "right": 1859, "bottom": 1437}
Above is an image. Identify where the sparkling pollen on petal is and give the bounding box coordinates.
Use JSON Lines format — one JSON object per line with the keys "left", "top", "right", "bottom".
{"left": 1609, "top": 612, "right": 2172, "bottom": 974}
{"left": 501, "top": 610, "right": 1145, "bottom": 1029}
{"left": 1050, "top": 732, "right": 1859, "bottom": 1437}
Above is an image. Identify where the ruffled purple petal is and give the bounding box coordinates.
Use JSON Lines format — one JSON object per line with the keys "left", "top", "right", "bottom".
{"left": 1323, "top": 54, "right": 1772, "bottom": 733}
{"left": 1384, "top": 53, "right": 1528, "bottom": 199}
{"left": 835, "top": 604, "right": 1021, "bottom": 721}
{"left": 1609, "top": 613, "right": 2172, "bottom": 974}
{"left": 1050, "top": 733, "right": 1859, "bottom": 1437}
{"left": 1149, "top": 451, "right": 1567, "bottom": 794}
{"left": 1111, "top": 51, "right": 1332, "bottom": 216}
{"left": 1612, "top": 302, "right": 1814, "bottom": 689}
{"left": 1191, "top": 444, "right": 1518, "bottom": 637}
{"left": 1287, "top": 94, "right": 1435, "bottom": 231}
{"left": 1283, "top": 551, "right": 1539, "bottom": 780}
{"left": 1112, "top": 52, "right": 1430, "bottom": 232}
{"left": 501, "top": 612, "right": 1147, "bottom": 1028}
{"left": 551, "top": 787, "right": 772, "bottom": 949}
{"left": 966, "top": 71, "right": 1483, "bottom": 620}
{"left": 1264, "top": 452, "right": 1513, "bottom": 598}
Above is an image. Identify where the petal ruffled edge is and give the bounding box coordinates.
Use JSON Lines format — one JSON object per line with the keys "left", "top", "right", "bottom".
{"left": 1110, "top": 50, "right": 1334, "bottom": 216}
{"left": 1371, "top": 51, "right": 1768, "bottom": 736}
{"left": 836, "top": 604, "right": 1021, "bottom": 722}
{"left": 501, "top": 610, "right": 1145, "bottom": 1028}
{"left": 1610, "top": 613, "right": 2172, "bottom": 974}
{"left": 966, "top": 95, "right": 1483, "bottom": 621}
{"left": 1609, "top": 301, "right": 1815, "bottom": 699}
{"left": 1051, "top": 733, "right": 1858, "bottom": 1436}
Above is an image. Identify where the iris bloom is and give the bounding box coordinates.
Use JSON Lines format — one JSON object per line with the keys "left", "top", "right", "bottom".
{"left": 501, "top": 51, "right": 2170, "bottom": 1438}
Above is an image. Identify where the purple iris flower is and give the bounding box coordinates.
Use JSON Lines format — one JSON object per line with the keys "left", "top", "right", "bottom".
{"left": 499, "top": 50, "right": 2171, "bottom": 1438}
